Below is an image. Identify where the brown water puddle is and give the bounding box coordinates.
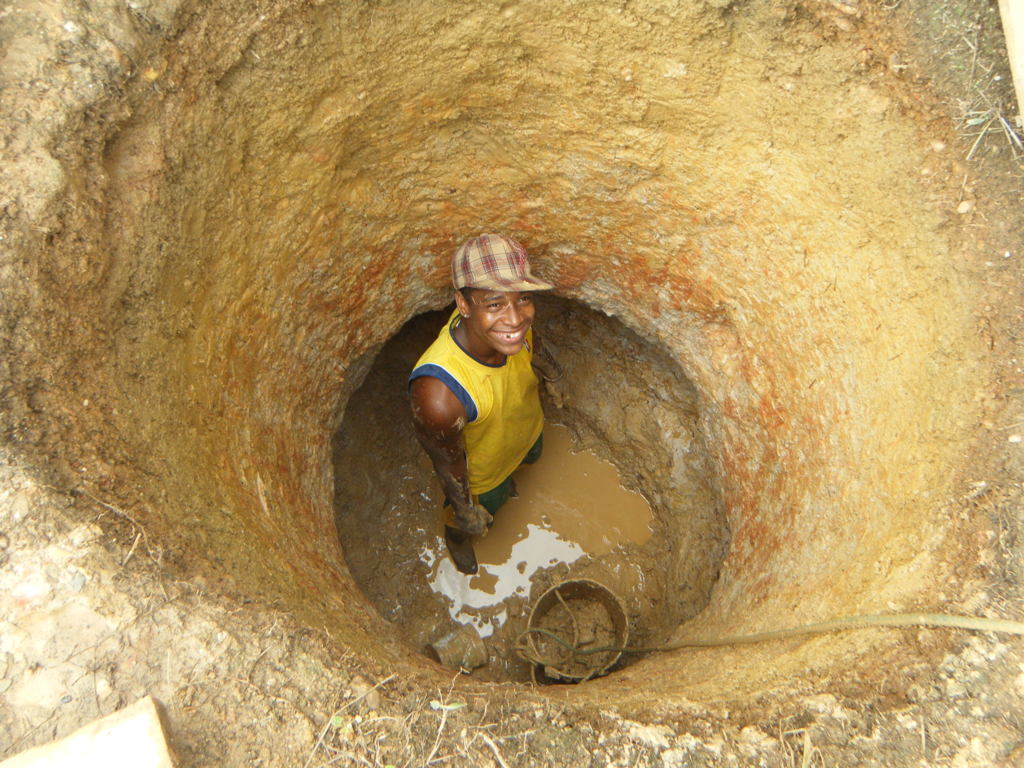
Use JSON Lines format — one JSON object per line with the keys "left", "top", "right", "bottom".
{"left": 423, "top": 423, "right": 652, "bottom": 638}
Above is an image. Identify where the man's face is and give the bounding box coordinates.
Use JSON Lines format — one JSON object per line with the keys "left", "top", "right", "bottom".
{"left": 456, "top": 288, "right": 536, "bottom": 357}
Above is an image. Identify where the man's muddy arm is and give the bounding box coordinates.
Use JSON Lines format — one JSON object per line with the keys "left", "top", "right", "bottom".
{"left": 409, "top": 377, "right": 492, "bottom": 534}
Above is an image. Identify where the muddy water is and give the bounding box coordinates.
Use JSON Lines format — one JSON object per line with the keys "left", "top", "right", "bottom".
{"left": 481, "top": 423, "right": 653, "bottom": 559}
{"left": 423, "top": 423, "right": 653, "bottom": 643}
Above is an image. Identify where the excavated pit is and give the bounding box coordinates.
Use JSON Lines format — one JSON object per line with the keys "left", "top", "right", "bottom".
{"left": 332, "top": 297, "right": 727, "bottom": 682}
{"left": 0, "top": 0, "right": 988, "bottom": 715}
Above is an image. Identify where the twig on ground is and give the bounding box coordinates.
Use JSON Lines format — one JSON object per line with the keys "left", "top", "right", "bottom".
{"left": 5, "top": 706, "right": 58, "bottom": 755}
{"left": 492, "top": 728, "right": 539, "bottom": 744}
{"left": 81, "top": 490, "right": 161, "bottom": 563}
{"left": 423, "top": 740, "right": 450, "bottom": 766}
{"left": 423, "top": 703, "right": 450, "bottom": 765}
{"left": 303, "top": 674, "right": 397, "bottom": 768}
{"left": 423, "top": 674, "right": 462, "bottom": 766}
{"left": 247, "top": 646, "right": 271, "bottom": 681}
{"left": 998, "top": 115, "right": 1024, "bottom": 155}
{"left": 800, "top": 728, "right": 822, "bottom": 768}
{"left": 122, "top": 531, "right": 142, "bottom": 566}
{"left": 966, "top": 116, "right": 997, "bottom": 160}
{"left": 479, "top": 732, "right": 511, "bottom": 768}
{"left": 305, "top": 707, "right": 340, "bottom": 768}
{"left": 921, "top": 709, "right": 927, "bottom": 758}
{"left": 965, "top": 22, "right": 981, "bottom": 83}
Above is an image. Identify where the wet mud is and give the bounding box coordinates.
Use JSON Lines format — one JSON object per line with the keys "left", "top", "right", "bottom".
{"left": 526, "top": 580, "right": 629, "bottom": 682}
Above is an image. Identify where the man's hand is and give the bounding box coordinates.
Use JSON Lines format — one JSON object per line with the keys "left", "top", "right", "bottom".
{"left": 453, "top": 502, "right": 493, "bottom": 536}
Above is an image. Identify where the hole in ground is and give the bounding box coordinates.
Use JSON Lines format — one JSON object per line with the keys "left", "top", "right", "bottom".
{"left": 333, "top": 296, "right": 728, "bottom": 682}
{"left": 1, "top": 0, "right": 990, "bottom": 728}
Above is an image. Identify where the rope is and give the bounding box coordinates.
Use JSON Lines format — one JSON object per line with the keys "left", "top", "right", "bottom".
{"left": 514, "top": 612, "right": 1024, "bottom": 671}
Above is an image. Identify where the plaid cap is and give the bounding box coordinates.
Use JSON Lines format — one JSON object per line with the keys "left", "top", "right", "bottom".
{"left": 451, "top": 234, "right": 554, "bottom": 292}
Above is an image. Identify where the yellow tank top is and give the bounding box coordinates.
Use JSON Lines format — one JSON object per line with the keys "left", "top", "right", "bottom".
{"left": 410, "top": 310, "right": 544, "bottom": 495}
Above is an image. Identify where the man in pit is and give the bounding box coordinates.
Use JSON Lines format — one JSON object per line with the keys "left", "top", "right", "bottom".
{"left": 409, "top": 234, "right": 555, "bottom": 575}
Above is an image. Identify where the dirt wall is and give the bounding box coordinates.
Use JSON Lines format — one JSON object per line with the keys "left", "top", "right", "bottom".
{"left": 2, "top": 0, "right": 1020, "bottom": 762}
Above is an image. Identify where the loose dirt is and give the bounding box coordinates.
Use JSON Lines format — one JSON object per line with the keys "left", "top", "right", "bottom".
{"left": 527, "top": 585, "right": 625, "bottom": 682}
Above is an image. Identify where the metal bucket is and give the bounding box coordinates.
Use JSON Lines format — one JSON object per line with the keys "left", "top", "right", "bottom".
{"left": 427, "top": 624, "right": 488, "bottom": 671}
{"left": 526, "top": 579, "right": 629, "bottom": 682}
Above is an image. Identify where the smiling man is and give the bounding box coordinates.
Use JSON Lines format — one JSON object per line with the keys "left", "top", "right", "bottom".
{"left": 409, "top": 234, "right": 554, "bottom": 574}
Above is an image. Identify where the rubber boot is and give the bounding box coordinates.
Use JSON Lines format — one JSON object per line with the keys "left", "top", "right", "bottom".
{"left": 444, "top": 526, "right": 478, "bottom": 575}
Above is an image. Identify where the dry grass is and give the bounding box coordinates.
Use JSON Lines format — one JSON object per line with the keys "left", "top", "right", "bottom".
{"left": 299, "top": 673, "right": 545, "bottom": 768}
{"left": 926, "top": 1, "right": 1024, "bottom": 163}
